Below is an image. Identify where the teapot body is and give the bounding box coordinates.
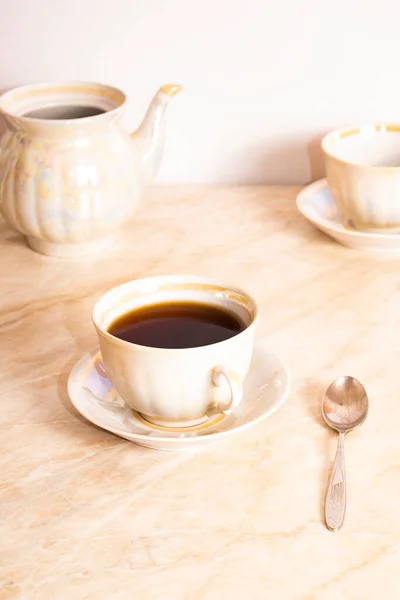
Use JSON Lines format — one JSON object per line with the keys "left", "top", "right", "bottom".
{"left": 0, "top": 81, "right": 182, "bottom": 257}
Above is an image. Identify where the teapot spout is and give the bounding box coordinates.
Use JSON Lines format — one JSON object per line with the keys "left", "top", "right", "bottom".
{"left": 132, "top": 84, "right": 183, "bottom": 186}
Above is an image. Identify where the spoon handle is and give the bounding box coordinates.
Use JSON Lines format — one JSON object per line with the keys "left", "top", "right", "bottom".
{"left": 325, "top": 432, "right": 346, "bottom": 531}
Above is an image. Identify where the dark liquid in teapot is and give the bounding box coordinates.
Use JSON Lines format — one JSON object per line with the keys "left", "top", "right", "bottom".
{"left": 23, "top": 105, "right": 106, "bottom": 120}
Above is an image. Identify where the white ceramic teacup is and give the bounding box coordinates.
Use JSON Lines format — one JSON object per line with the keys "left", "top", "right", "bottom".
{"left": 92, "top": 275, "right": 259, "bottom": 427}
{"left": 322, "top": 124, "right": 400, "bottom": 231}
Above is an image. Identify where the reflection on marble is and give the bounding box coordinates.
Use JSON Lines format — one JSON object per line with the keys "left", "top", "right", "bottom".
{"left": 1, "top": 186, "right": 400, "bottom": 599}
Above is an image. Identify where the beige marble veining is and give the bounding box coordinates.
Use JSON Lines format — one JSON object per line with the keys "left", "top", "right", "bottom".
{"left": 1, "top": 186, "right": 400, "bottom": 599}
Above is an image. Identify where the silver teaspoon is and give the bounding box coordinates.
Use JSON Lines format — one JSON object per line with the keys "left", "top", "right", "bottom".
{"left": 321, "top": 376, "right": 369, "bottom": 531}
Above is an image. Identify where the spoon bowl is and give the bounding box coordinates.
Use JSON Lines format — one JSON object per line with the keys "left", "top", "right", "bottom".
{"left": 322, "top": 376, "right": 369, "bottom": 433}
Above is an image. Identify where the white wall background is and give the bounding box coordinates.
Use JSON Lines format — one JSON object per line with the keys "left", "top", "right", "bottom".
{"left": 1, "top": 0, "right": 400, "bottom": 184}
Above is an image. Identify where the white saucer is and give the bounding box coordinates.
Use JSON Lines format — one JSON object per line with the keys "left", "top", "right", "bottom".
{"left": 297, "top": 179, "right": 400, "bottom": 252}
{"left": 68, "top": 345, "right": 290, "bottom": 452}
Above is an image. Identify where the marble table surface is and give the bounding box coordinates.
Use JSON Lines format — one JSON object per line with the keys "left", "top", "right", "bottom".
{"left": 1, "top": 186, "right": 400, "bottom": 600}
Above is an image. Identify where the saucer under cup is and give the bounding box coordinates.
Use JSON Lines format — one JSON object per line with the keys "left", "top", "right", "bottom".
{"left": 68, "top": 345, "right": 290, "bottom": 451}
{"left": 297, "top": 179, "right": 400, "bottom": 252}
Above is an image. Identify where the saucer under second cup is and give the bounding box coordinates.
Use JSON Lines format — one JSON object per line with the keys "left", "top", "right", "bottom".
{"left": 297, "top": 179, "right": 400, "bottom": 252}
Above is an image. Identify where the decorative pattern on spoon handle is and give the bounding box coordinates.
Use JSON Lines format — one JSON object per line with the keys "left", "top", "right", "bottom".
{"left": 325, "top": 432, "right": 346, "bottom": 531}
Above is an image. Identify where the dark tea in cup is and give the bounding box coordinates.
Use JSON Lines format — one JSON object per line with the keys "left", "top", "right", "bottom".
{"left": 107, "top": 301, "right": 246, "bottom": 349}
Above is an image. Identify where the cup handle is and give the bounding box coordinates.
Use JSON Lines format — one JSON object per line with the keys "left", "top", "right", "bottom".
{"left": 212, "top": 366, "right": 243, "bottom": 415}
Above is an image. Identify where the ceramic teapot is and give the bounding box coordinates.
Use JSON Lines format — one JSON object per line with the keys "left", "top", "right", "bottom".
{"left": 0, "top": 81, "right": 182, "bottom": 257}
